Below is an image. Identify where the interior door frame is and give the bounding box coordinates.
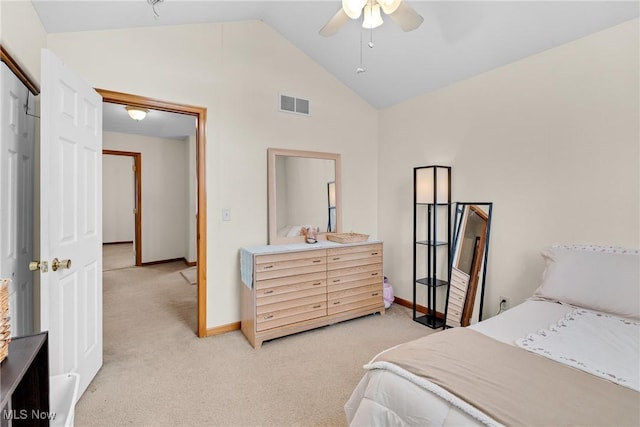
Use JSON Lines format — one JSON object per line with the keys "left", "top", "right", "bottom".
{"left": 97, "top": 89, "right": 207, "bottom": 338}
{"left": 103, "top": 149, "right": 142, "bottom": 267}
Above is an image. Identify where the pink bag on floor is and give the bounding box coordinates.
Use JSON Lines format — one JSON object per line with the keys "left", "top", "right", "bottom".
{"left": 383, "top": 276, "right": 394, "bottom": 309}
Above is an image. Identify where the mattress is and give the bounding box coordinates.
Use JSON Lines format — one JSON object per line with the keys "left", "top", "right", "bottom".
{"left": 345, "top": 300, "right": 583, "bottom": 426}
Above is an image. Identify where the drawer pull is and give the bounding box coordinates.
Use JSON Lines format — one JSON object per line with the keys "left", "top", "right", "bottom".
{"left": 371, "top": 272, "right": 379, "bottom": 276}
{"left": 312, "top": 282, "right": 322, "bottom": 286}
{"left": 263, "top": 314, "right": 274, "bottom": 320}
{"left": 332, "top": 257, "right": 341, "bottom": 261}
{"left": 263, "top": 265, "right": 274, "bottom": 269}
{"left": 312, "top": 305, "right": 322, "bottom": 309}
{"left": 332, "top": 279, "right": 340, "bottom": 283}
{"left": 371, "top": 252, "right": 379, "bottom": 255}
{"left": 333, "top": 301, "right": 341, "bottom": 305}
{"left": 372, "top": 292, "right": 379, "bottom": 296}
{"left": 312, "top": 259, "right": 322, "bottom": 263}
{"left": 264, "top": 290, "right": 274, "bottom": 295}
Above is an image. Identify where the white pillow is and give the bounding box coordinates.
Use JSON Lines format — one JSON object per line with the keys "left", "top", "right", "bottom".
{"left": 533, "top": 245, "right": 640, "bottom": 319}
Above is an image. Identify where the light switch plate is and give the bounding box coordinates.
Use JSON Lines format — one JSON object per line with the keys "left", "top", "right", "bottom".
{"left": 222, "top": 208, "right": 231, "bottom": 221}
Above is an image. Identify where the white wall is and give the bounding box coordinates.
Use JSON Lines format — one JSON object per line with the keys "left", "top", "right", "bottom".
{"left": 46, "top": 21, "right": 379, "bottom": 329}
{"left": 103, "top": 154, "right": 135, "bottom": 243}
{"left": 378, "top": 19, "right": 640, "bottom": 319}
{"left": 103, "top": 132, "right": 188, "bottom": 264}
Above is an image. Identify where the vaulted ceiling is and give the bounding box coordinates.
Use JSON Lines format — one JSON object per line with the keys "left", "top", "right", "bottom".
{"left": 30, "top": 1, "right": 638, "bottom": 137}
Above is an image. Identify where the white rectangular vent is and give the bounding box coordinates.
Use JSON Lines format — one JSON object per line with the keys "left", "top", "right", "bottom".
{"left": 279, "top": 94, "right": 310, "bottom": 116}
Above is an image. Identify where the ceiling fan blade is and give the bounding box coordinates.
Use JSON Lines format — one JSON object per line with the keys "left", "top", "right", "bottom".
{"left": 388, "top": 1, "right": 424, "bottom": 32}
{"left": 319, "top": 8, "right": 350, "bottom": 37}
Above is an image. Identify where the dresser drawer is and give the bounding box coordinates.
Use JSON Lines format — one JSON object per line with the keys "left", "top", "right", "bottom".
{"left": 255, "top": 250, "right": 326, "bottom": 280}
{"left": 327, "top": 243, "right": 382, "bottom": 257}
{"left": 327, "top": 263, "right": 382, "bottom": 284}
{"left": 256, "top": 299, "right": 327, "bottom": 332}
{"left": 327, "top": 244, "right": 382, "bottom": 270}
{"left": 256, "top": 276, "right": 326, "bottom": 300}
{"left": 328, "top": 294, "right": 382, "bottom": 316}
{"left": 257, "top": 282, "right": 326, "bottom": 306}
{"left": 328, "top": 282, "right": 381, "bottom": 301}
{"left": 327, "top": 275, "right": 381, "bottom": 292}
{"left": 255, "top": 271, "right": 325, "bottom": 290}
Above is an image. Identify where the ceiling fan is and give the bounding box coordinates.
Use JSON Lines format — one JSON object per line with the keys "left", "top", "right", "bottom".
{"left": 320, "top": 0, "right": 424, "bottom": 37}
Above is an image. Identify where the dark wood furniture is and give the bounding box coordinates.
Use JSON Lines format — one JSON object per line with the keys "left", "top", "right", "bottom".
{"left": 1, "top": 332, "right": 50, "bottom": 426}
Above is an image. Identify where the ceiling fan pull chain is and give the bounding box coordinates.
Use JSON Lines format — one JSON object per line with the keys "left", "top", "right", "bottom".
{"left": 356, "top": 21, "right": 367, "bottom": 74}
{"left": 368, "top": 1, "right": 375, "bottom": 48}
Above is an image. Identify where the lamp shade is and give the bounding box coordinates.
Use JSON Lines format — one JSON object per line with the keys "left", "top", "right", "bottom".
{"left": 125, "top": 106, "right": 148, "bottom": 121}
{"left": 362, "top": 2, "right": 383, "bottom": 29}
{"left": 416, "top": 166, "right": 450, "bottom": 204}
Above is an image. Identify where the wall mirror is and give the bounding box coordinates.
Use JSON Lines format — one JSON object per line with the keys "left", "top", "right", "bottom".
{"left": 267, "top": 148, "right": 341, "bottom": 244}
{"left": 445, "top": 203, "right": 493, "bottom": 328}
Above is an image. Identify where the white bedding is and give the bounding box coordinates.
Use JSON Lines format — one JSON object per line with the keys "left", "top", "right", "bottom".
{"left": 516, "top": 308, "right": 640, "bottom": 392}
{"left": 344, "top": 300, "right": 610, "bottom": 426}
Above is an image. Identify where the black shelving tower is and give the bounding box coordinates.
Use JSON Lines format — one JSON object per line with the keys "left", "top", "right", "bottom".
{"left": 413, "top": 166, "right": 451, "bottom": 328}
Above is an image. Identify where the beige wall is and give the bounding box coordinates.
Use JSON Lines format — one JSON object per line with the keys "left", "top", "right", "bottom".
{"left": 103, "top": 131, "right": 189, "bottom": 264}
{"left": 378, "top": 19, "right": 640, "bottom": 319}
{"left": 103, "top": 154, "right": 135, "bottom": 244}
{"left": 0, "top": 0, "right": 47, "bottom": 84}
{"left": 47, "top": 21, "right": 379, "bottom": 328}
{"left": 3, "top": 3, "right": 636, "bottom": 331}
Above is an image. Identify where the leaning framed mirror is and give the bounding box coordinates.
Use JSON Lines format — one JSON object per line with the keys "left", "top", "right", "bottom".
{"left": 444, "top": 202, "right": 493, "bottom": 328}
{"left": 267, "top": 148, "right": 341, "bottom": 244}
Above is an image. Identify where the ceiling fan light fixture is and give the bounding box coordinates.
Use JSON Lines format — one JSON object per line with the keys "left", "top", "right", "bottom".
{"left": 125, "top": 106, "right": 149, "bottom": 121}
{"left": 378, "top": 0, "right": 402, "bottom": 15}
{"left": 342, "top": 0, "right": 367, "bottom": 19}
{"left": 362, "top": 3, "right": 383, "bottom": 29}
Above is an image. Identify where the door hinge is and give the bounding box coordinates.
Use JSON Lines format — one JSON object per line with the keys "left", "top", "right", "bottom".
{"left": 132, "top": 164, "right": 137, "bottom": 172}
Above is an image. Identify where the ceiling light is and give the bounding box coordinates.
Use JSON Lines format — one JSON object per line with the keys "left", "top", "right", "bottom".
{"left": 362, "top": 2, "right": 384, "bottom": 29}
{"left": 125, "top": 106, "right": 148, "bottom": 121}
{"left": 342, "top": 0, "right": 368, "bottom": 19}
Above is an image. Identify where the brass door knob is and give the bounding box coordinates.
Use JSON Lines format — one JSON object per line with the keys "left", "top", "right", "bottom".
{"left": 29, "top": 261, "right": 48, "bottom": 272}
{"left": 51, "top": 258, "right": 72, "bottom": 272}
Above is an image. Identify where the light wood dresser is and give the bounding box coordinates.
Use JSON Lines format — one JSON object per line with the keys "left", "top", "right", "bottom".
{"left": 240, "top": 240, "right": 384, "bottom": 348}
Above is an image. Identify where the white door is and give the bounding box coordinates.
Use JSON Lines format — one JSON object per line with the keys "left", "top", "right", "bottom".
{"left": 40, "top": 49, "right": 103, "bottom": 399}
{"left": 0, "top": 63, "right": 35, "bottom": 337}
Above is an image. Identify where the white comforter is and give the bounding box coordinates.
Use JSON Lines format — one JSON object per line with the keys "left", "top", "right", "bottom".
{"left": 344, "top": 300, "right": 582, "bottom": 426}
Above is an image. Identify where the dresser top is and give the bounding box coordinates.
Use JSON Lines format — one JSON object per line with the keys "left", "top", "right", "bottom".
{"left": 242, "top": 239, "right": 382, "bottom": 256}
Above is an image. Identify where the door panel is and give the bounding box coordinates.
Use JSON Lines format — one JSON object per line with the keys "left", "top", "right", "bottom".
{"left": 0, "top": 62, "right": 35, "bottom": 337}
{"left": 40, "top": 49, "right": 103, "bottom": 400}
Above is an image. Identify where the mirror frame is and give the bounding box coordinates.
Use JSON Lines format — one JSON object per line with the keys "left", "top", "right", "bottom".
{"left": 267, "top": 148, "right": 342, "bottom": 245}
{"left": 444, "top": 202, "right": 493, "bottom": 328}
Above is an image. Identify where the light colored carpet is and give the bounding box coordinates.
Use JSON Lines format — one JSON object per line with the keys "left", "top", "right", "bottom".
{"left": 75, "top": 261, "right": 435, "bottom": 426}
{"left": 180, "top": 266, "right": 197, "bottom": 285}
{"left": 103, "top": 243, "right": 135, "bottom": 271}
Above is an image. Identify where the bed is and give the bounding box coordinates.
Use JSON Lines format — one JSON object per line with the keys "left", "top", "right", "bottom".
{"left": 345, "top": 245, "right": 640, "bottom": 426}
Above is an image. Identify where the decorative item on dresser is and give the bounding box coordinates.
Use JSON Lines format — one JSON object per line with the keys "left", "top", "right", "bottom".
{"left": 240, "top": 240, "right": 384, "bottom": 348}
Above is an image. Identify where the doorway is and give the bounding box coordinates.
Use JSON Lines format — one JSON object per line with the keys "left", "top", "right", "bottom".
{"left": 103, "top": 150, "right": 141, "bottom": 269}
{"left": 97, "top": 89, "right": 208, "bottom": 338}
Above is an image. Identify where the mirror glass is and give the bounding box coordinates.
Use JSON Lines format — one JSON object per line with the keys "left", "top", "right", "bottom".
{"left": 445, "top": 203, "right": 493, "bottom": 328}
{"left": 268, "top": 148, "right": 341, "bottom": 244}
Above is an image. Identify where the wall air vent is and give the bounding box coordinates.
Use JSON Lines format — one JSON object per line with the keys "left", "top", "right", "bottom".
{"left": 279, "top": 94, "right": 310, "bottom": 116}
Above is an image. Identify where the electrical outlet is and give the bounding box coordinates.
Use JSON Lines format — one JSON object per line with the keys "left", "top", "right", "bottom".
{"left": 499, "top": 295, "right": 509, "bottom": 310}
